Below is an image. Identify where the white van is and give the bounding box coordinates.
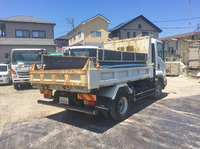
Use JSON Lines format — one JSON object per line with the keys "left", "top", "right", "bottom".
{"left": 0, "top": 64, "right": 11, "bottom": 85}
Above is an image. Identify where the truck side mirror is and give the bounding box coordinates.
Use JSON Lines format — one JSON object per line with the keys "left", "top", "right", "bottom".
{"left": 4, "top": 53, "right": 8, "bottom": 58}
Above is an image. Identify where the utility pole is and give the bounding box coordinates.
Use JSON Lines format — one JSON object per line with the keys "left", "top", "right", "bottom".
{"left": 197, "top": 21, "right": 200, "bottom": 32}
{"left": 72, "top": 18, "right": 74, "bottom": 29}
{"left": 189, "top": 0, "right": 191, "bottom": 32}
{"left": 66, "top": 18, "right": 74, "bottom": 33}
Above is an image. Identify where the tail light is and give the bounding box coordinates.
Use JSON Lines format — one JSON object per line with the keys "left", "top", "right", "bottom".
{"left": 77, "top": 93, "right": 96, "bottom": 106}
{"left": 84, "top": 100, "right": 95, "bottom": 106}
{"left": 40, "top": 89, "right": 52, "bottom": 99}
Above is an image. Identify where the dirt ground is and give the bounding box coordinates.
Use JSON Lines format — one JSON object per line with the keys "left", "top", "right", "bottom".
{"left": 0, "top": 77, "right": 200, "bottom": 148}
{"left": 0, "top": 85, "right": 64, "bottom": 135}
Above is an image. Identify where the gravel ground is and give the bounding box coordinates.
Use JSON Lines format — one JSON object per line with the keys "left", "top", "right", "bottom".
{"left": 0, "top": 85, "right": 64, "bottom": 135}
{"left": 0, "top": 76, "right": 200, "bottom": 136}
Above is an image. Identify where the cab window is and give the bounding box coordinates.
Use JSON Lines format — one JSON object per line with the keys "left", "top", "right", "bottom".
{"left": 157, "top": 42, "right": 165, "bottom": 61}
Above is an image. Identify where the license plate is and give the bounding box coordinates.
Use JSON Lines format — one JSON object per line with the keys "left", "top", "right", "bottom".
{"left": 59, "top": 97, "right": 69, "bottom": 105}
{"left": 0, "top": 80, "right": 3, "bottom": 82}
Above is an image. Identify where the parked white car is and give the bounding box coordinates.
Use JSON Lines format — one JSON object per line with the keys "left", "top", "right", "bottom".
{"left": 0, "top": 64, "right": 11, "bottom": 85}
{"left": 197, "top": 72, "right": 200, "bottom": 80}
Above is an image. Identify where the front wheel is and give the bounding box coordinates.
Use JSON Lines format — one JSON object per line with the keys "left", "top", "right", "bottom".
{"left": 154, "top": 82, "right": 162, "bottom": 99}
{"left": 14, "top": 83, "right": 19, "bottom": 90}
{"left": 110, "top": 92, "right": 130, "bottom": 121}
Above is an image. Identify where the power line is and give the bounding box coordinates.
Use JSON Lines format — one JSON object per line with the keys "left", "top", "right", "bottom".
{"left": 54, "top": 31, "right": 67, "bottom": 35}
{"left": 153, "top": 17, "right": 200, "bottom": 23}
{"left": 161, "top": 27, "right": 196, "bottom": 29}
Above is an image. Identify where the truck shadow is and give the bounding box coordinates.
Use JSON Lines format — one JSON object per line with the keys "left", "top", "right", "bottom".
{"left": 46, "top": 92, "right": 169, "bottom": 134}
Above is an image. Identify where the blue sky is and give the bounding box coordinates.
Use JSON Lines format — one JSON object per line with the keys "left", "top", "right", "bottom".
{"left": 1, "top": 0, "right": 200, "bottom": 39}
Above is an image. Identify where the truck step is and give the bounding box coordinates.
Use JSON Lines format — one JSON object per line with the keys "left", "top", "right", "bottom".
{"left": 37, "top": 100, "right": 97, "bottom": 115}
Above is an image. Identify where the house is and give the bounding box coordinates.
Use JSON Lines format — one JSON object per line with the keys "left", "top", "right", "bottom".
{"left": 160, "top": 32, "right": 200, "bottom": 68}
{"left": 109, "top": 15, "right": 162, "bottom": 40}
{"left": 0, "top": 16, "right": 56, "bottom": 63}
{"left": 67, "top": 14, "right": 110, "bottom": 47}
{"left": 54, "top": 35, "right": 69, "bottom": 52}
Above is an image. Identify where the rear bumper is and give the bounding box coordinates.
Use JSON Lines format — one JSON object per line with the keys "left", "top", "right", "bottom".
{"left": 38, "top": 100, "right": 97, "bottom": 115}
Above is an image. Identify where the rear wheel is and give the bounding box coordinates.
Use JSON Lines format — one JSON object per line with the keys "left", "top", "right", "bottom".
{"left": 110, "top": 91, "right": 130, "bottom": 121}
{"left": 53, "top": 90, "right": 61, "bottom": 103}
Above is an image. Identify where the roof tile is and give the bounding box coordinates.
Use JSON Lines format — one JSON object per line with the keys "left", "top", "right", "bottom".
{"left": 0, "top": 16, "right": 55, "bottom": 25}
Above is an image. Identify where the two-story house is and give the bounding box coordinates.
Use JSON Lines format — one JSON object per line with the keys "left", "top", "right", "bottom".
{"left": 67, "top": 14, "right": 110, "bottom": 47}
{"left": 109, "top": 15, "right": 162, "bottom": 40}
{"left": 54, "top": 35, "right": 69, "bottom": 52}
{"left": 0, "top": 16, "right": 56, "bottom": 63}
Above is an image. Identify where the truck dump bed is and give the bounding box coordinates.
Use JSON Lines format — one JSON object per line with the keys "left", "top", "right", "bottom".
{"left": 30, "top": 36, "right": 153, "bottom": 92}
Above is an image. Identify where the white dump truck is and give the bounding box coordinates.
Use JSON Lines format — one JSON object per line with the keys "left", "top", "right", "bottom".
{"left": 30, "top": 36, "right": 166, "bottom": 121}
{"left": 5, "top": 49, "right": 46, "bottom": 89}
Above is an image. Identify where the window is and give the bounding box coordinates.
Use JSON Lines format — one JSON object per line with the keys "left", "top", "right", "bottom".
{"left": 0, "top": 66, "right": 7, "bottom": 72}
{"left": 133, "top": 32, "right": 136, "bottom": 38}
{"left": 91, "top": 31, "right": 96, "bottom": 37}
{"left": 78, "top": 31, "right": 81, "bottom": 39}
{"left": 12, "top": 50, "right": 43, "bottom": 65}
{"left": 127, "top": 32, "right": 130, "bottom": 38}
{"left": 32, "top": 30, "right": 46, "bottom": 38}
{"left": 138, "top": 24, "right": 142, "bottom": 29}
{"left": 15, "top": 30, "right": 30, "bottom": 38}
{"left": 70, "top": 49, "right": 97, "bottom": 57}
{"left": 96, "top": 31, "right": 101, "bottom": 37}
{"left": 157, "top": 42, "right": 165, "bottom": 61}
{"left": 91, "top": 31, "right": 101, "bottom": 38}
{"left": 73, "top": 36, "right": 76, "bottom": 41}
{"left": 142, "top": 32, "right": 148, "bottom": 36}
{"left": 0, "top": 24, "right": 6, "bottom": 37}
{"left": 169, "top": 47, "right": 174, "bottom": 55}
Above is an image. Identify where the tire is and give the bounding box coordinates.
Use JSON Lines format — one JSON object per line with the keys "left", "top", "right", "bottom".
{"left": 110, "top": 91, "right": 130, "bottom": 121}
{"left": 53, "top": 90, "right": 61, "bottom": 103}
{"left": 14, "top": 83, "right": 19, "bottom": 90}
{"left": 154, "top": 82, "right": 162, "bottom": 99}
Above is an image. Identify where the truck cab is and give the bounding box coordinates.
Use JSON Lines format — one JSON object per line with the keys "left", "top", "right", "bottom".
{"left": 62, "top": 46, "right": 99, "bottom": 57}
{"left": 151, "top": 38, "right": 167, "bottom": 89}
{"left": 5, "top": 48, "right": 46, "bottom": 89}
